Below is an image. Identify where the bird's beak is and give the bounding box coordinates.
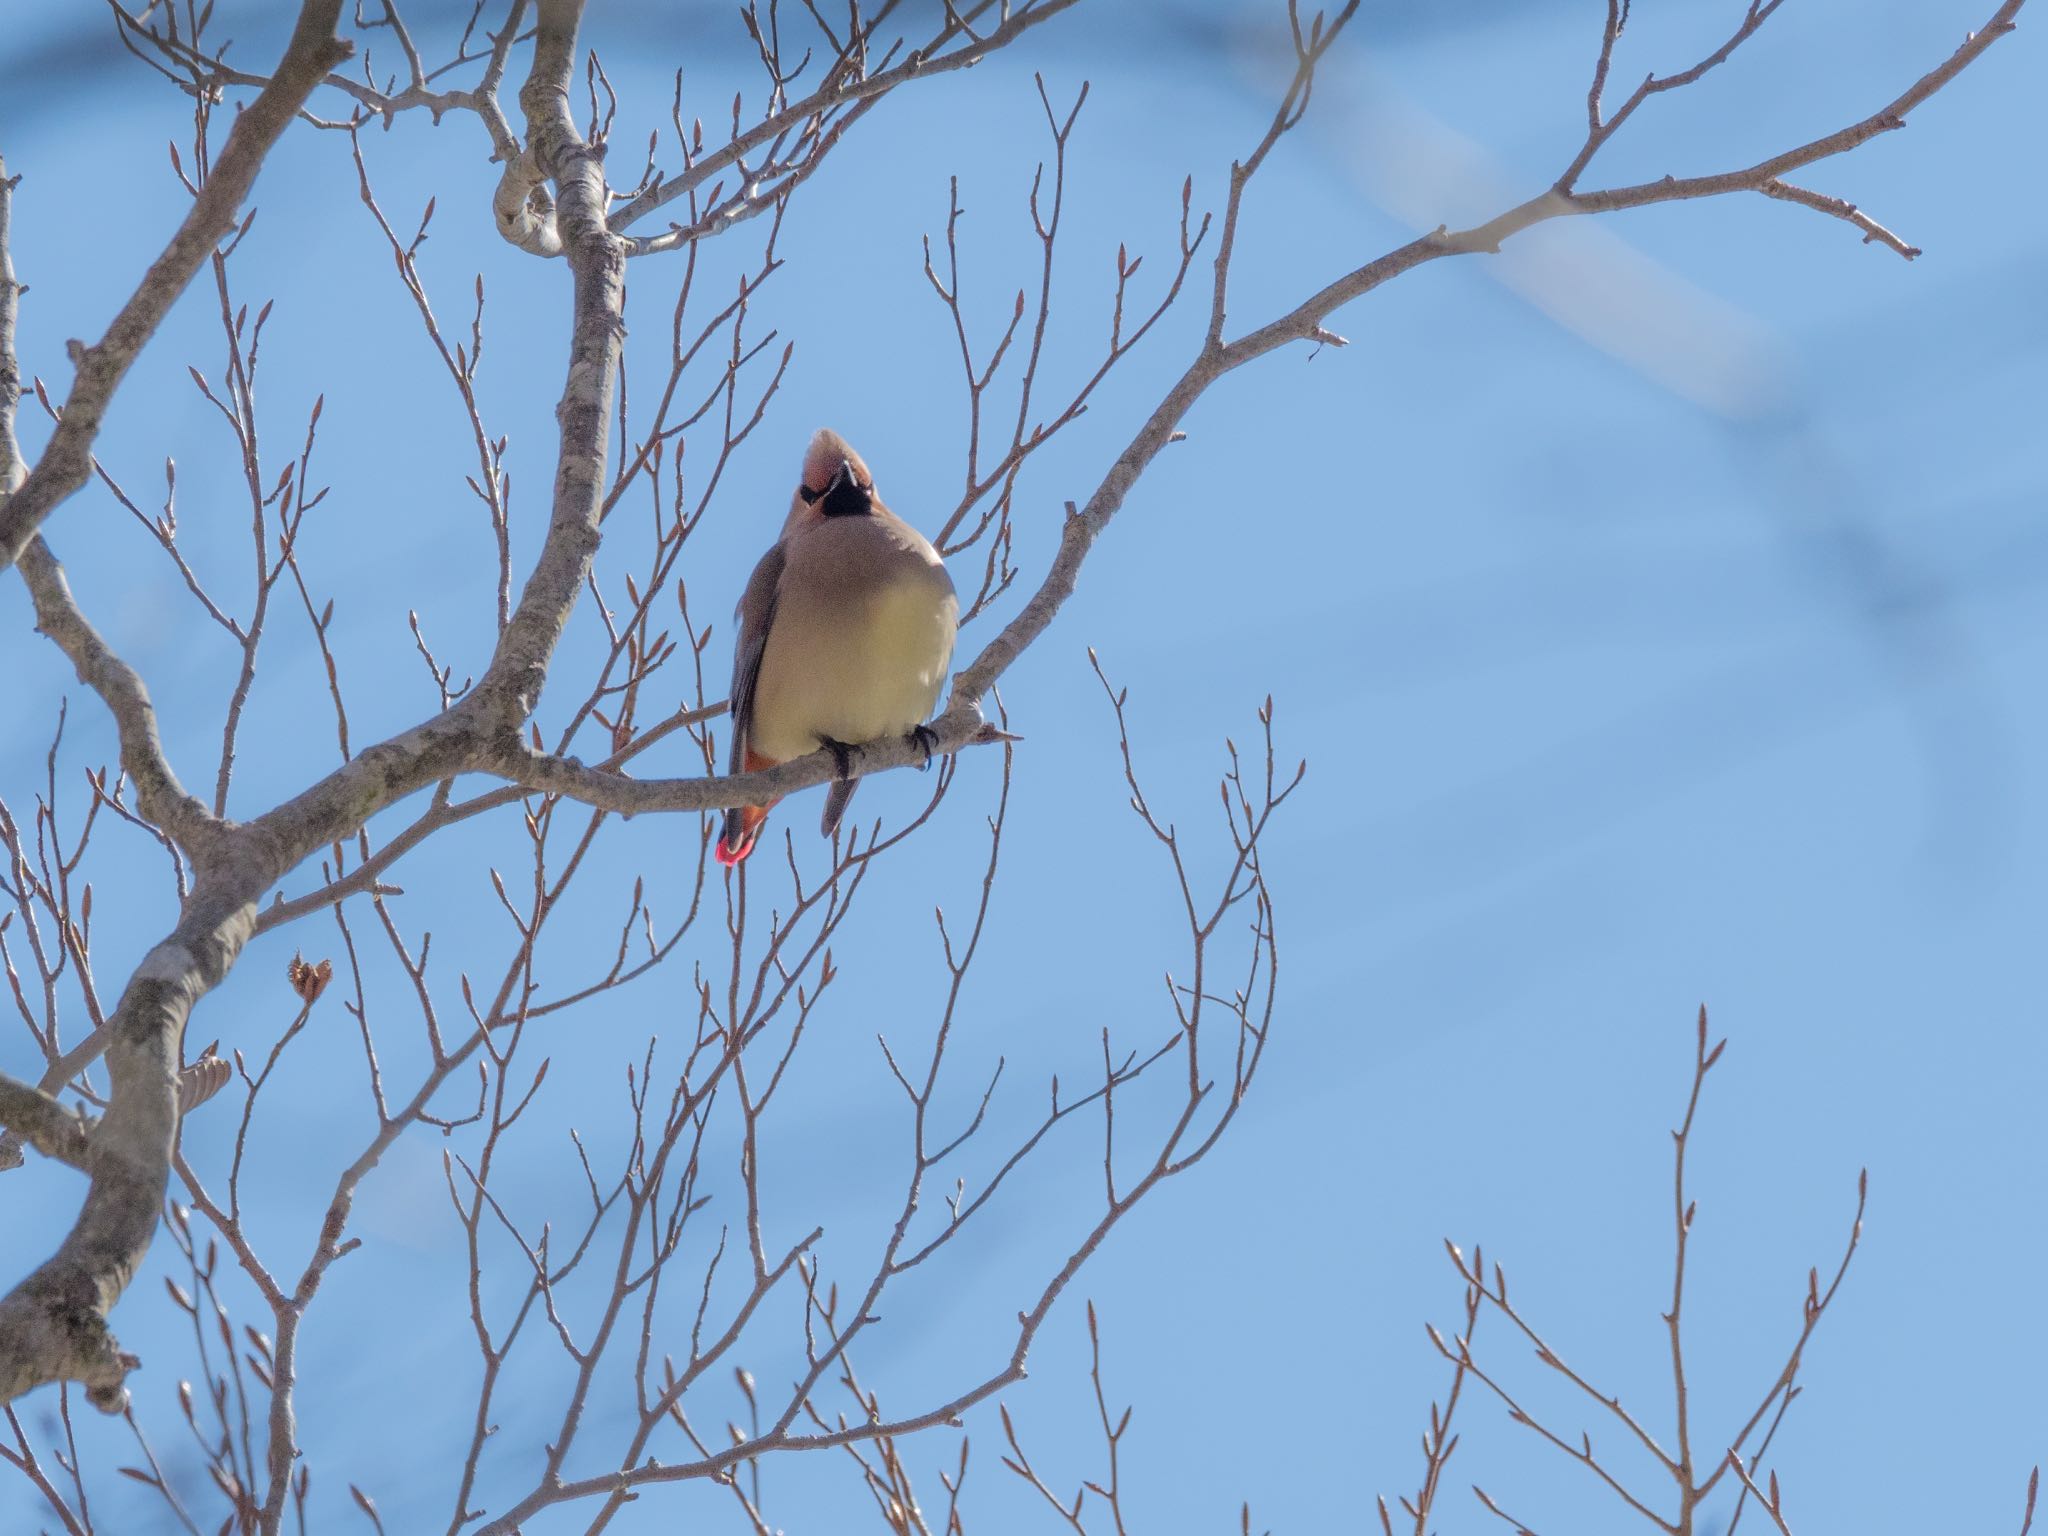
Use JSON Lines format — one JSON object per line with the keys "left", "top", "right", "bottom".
{"left": 813, "top": 457, "right": 872, "bottom": 518}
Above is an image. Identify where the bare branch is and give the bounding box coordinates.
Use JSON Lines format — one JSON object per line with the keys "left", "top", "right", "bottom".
{"left": 0, "top": 0, "right": 354, "bottom": 571}
{"left": 0, "top": 883, "right": 261, "bottom": 1409}
{"left": 0, "top": 1076, "right": 92, "bottom": 1172}
{"left": 0, "top": 8, "right": 2026, "bottom": 1518}
{"left": 610, "top": 0, "right": 1086, "bottom": 235}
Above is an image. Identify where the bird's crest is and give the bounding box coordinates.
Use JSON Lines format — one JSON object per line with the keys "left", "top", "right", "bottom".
{"left": 802, "top": 428, "right": 870, "bottom": 496}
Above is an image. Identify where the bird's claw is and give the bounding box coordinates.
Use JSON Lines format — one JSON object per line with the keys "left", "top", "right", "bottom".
{"left": 820, "top": 736, "right": 855, "bottom": 779}
{"left": 909, "top": 724, "right": 939, "bottom": 769}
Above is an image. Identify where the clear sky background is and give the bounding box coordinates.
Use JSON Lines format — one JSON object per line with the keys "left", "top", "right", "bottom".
{"left": 2, "top": 2, "right": 2044, "bottom": 1532}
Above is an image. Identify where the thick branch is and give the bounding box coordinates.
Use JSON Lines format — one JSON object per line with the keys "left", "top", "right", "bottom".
{"left": 0, "top": 0, "right": 2023, "bottom": 1427}
{"left": 0, "top": 0, "right": 353, "bottom": 572}
{"left": 0, "top": 880, "right": 261, "bottom": 1409}
{"left": 472, "top": 0, "right": 622, "bottom": 721}
{"left": 15, "top": 539, "right": 217, "bottom": 854}
{"left": 450, "top": 0, "right": 2032, "bottom": 833}
{"left": 0, "top": 1078, "right": 92, "bottom": 1173}
{"left": 234, "top": 0, "right": 623, "bottom": 884}
{"left": 0, "top": 152, "right": 21, "bottom": 491}
{"left": 0, "top": 0, "right": 621, "bottom": 1414}
{"left": 0, "top": 1058, "right": 230, "bottom": 1175}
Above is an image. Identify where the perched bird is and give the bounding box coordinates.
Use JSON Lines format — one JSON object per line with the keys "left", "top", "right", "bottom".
{"left": 717, "top": 429, "right": 958, "bottom": 866}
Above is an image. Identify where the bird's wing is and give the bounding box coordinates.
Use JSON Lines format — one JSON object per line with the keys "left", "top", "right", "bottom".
{"left": 728, "top": 541, "right": 786, "bottom": 773}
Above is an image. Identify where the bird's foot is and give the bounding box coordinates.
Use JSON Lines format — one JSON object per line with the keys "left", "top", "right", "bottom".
{"left": 909, "top": 724, "right": 939, "bottom": 769}
{"left": 819, "top": 736, "right": 856, "bottom": 779}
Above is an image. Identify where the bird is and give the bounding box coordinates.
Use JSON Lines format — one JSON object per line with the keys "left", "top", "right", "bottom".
{"left": 717, "top": 429, "right": 959, "bottom": 866}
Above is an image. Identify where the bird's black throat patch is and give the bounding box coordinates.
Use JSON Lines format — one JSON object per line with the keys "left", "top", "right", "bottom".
{"left": 819, "top": 477, "right": 873, "bottom": 518}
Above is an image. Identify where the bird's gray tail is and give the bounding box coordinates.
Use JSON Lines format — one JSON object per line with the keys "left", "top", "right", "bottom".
{"left": 820, "top": 777, "right": 860, "bottom": 840}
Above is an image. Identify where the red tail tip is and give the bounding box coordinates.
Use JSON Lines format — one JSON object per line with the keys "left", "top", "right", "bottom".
{"left": 719, "top": 793, "right": 771, "bottom": 866}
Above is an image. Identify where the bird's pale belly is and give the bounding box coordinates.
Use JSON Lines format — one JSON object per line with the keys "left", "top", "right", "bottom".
{"left": 749, "top": 581, "right": 955, "bottom": 762}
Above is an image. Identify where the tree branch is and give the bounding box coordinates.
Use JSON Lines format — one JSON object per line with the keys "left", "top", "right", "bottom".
{"left": 14, "top": 540, "right": 217, "bottom": 856}
{"left": 0, "top": 882, "right": 261, "bottom": 1409}
{"left": 268, "top": 0, "right": 2032, "bottom": 864}
{"left": 0, "top": 152, "right": 22, "bottom": 494}
{"left": 0, "top": 0, "right": 2025, "bottom": 1436}
{"left": 205, "top": 1, "right": 619, "bottom": 896}
{"left": 608, "top": 0, "right": 1085, "bottom": 235}
{"left": 0, "top": 1077, "right": 91, "bottom": 1173}
{"left": 0, "top": 0, "right": 353, "bottom": 572}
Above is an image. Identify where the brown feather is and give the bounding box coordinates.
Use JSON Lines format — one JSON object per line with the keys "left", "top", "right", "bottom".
{"left": 721, "top": 429, "right": 955, "bottom": 866}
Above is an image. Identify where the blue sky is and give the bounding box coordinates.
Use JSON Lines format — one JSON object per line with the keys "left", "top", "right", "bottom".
{"left": 2, "top": 1, "right": 2044, "bottom": 1532}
